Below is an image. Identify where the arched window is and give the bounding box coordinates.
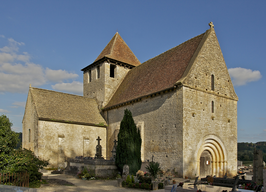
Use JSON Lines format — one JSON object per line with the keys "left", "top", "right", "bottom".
{"left": 211, "top": 74, "right": 214, "bottom": 91}
{"left": 212, "top": 101, "right": 214, "bottom": 113}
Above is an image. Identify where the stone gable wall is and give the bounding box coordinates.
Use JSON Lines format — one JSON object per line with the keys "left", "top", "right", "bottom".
{"left": 183, "top": 29, "right": 238, "bottom": 100}
{"left": 105, "top": 90, "right": 184, "bottom": 176}
{"left": 182, "top": 29, "right": 237, "bottom": 178}
{"left": 37, "top": 121, "right": 106, "bottom": 167}
{"left": 22, "top": 91, "right": 38, "bottom": 154}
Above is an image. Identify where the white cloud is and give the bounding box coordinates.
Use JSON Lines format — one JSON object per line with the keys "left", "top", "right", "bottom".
{"left": 11, "top": 102, "right": 26, "bottom": 108}
{"left": 11, "top": 126, "right": 21, "bottom": 132}
{"left": 0, "top": 109, "right": 10, "bottom": 113}
{"left": 52, "top": 81, "right": 83, "bottom": 95}
{"left": 228, "top": 67, "right": 262, "bottom": 86}
{"left": 0, "top": 35, "right": 5, "bottom": 38}
{"left": 45, "top": 68, "right": 78, "bottom": 83}
{"left": 0, "top": 37, "right": 79, "bottom": 93}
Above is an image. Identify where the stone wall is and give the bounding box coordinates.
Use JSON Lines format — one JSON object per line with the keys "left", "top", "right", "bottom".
{"left": 37, "top": 121, "right": 106, "bottom": 167}
{"left": 105, "top": 89, "right": 184, "bottom": 176}
{"left": 181, "top": 28, "right": 238, "bottom": 178}
{"left": 182, "top": 87, "right": 237, "bottom": 178}
{"left": 83, "top": 61, "right": 130, "bottom": 108}
{"left": 66, "top": 159, "right": 118, "bottom": 177}
{"left": 22, "top": 90, "right": 38, "bottom": 154}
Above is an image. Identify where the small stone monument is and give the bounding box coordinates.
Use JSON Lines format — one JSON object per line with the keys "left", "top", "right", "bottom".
{"left": 111, "top": 139, "right": 117, "bottom": 161}
{"left": 95, "top": 136, "right": 104, "bottom": 159}
{"left": 122, "top": 164, "right": 129, "bottom": 180}
{"left": 252, "top": 149, "right": 263, "bottom": 184}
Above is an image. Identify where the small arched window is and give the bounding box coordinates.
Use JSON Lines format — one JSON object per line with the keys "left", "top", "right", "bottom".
{"left": 211, "top": 74, "right": 214, "bottom": 91}
{"left": 212, "top": 101, "right": 214, "bottom": 113}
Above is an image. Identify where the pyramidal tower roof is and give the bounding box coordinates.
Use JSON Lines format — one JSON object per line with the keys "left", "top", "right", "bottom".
{"left": 94, "top": 32, "right": 141, "bottom": 66}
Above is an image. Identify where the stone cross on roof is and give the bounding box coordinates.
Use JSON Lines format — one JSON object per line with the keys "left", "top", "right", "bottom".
{"left": 209, "top": 22, "right": 214, "bottom": 28}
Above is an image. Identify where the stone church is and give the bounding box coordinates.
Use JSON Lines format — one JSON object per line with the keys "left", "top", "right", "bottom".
{"left": 22, "top": 23, "right": 238, "bottom": 178}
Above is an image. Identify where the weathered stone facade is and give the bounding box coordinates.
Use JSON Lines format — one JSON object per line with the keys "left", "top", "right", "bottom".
{"left": 83, "top": 61, "right": 130, "bottom": 108}
{"left": 23, "top": 24, "right": 238, "bottom": 178}
{"left": 22, "top": 87, "right": 107, "bottom": 167}
{"left": 37, "top": 121, "right": 106, "bottom": 167}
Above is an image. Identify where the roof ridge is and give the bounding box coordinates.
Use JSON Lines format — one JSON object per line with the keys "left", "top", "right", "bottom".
{"left": 30, "top": 87, "right": 93, "bottom": 100}
{"left": 141, "top": 32, "right": 206, "bottom": 67}
{"left": 110, "top": 32, "right": 119, "bottom": 55}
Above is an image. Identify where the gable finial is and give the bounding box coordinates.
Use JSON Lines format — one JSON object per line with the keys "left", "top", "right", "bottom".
{"left": 209, "top": 22, "right": 214, "bottom": 28}
{"left": 29, "top": 84, "right": 32, "bottom": 88}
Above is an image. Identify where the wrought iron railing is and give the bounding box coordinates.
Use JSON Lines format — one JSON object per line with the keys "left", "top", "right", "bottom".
{"left": 0, "top": 172, "right": 29, "bottom": 187}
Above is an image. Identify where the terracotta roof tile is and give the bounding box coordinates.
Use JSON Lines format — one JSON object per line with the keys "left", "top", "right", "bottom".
{"left": 30, "top": 87, "right": 107, "bottom": 126}
{"left": 105, "top": 32, "right": 205, "bottom": 109}
{"left": 94, "top": 32, "right": 140, "bottom": 66}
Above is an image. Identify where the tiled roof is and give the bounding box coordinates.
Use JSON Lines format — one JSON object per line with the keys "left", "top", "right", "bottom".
{"left": 94, "top": 32, "right": 141, "bottom": 66}
{"left": 105, "top": 31, "right": 206, "bottom": 109}
{"left": 30, "top": 87, "right": 107, "bottom": 126}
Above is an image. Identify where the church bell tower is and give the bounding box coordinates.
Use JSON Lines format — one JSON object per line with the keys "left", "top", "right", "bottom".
{"left": 81, "top": 32, "right": 140, "bottom": 109}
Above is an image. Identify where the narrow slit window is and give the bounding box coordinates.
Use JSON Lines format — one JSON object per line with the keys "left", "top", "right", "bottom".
{"left": 97, "top": 66, "right": 100, "bottom": 79}
{"left": 211, "top": 74, "right": 214, "bottom": 91}
{"left": 88, "top": 70, "right": 91, "bottom": 82}
{"left": 110, "top": 64, "right": 116, "bottom": 78}
{"left": 29, "top": 129, "right": 31, "bottom": 142}
{"left": 212, "top": 101, "right": 214, "bottom": 113}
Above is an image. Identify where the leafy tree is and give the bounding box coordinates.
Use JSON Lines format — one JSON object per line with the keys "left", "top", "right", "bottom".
{"left": 5, "top": 149, "right": 48, "bottom": 182}
{"left": 0, "top": 115, "right": 48, "bottom": 182}
{"left": 0, "top": 115, "right": 18, "bottom": 154}
{"left": 115, "top": 109, "right": 142, "bottom": 175}
{"left": 0, "top": 115, "right": 19, "bottom": 169}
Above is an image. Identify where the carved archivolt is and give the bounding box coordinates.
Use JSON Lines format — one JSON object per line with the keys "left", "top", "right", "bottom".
{"left": 196, "top": 135, "right": 227, "bottom": 177}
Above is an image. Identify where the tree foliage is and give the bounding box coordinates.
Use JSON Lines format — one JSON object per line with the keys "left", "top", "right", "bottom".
{"left": 4, "top": 149, "right": 48, "bottom": 182}
{"left": 0, "top": 115, "right": 48, "bottom": 182}
{"left": 0, "top": 115, "right": 18, "bottom": 155}
{"left": 238, "top": 142, "right": 266, "bottom": 162}
{"left": 115, "top": 109, "right": 142, "bottom": 175}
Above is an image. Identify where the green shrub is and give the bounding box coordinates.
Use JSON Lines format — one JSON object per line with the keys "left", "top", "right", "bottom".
{"left": 126, "top": 175, "right": 132, "bottom": 185}
{"left": 145, "top": 161, "right": 161, "bottom": 178}
{"left": 122, "top": 181, "right": 126, "bottom": 187}
{"left": 82, "top": 167, "right": 88, "bottom": 174}
{"left": 131, "top": 175, "right": 135, "bottom": 183}
{"left": 158, "top": 182, "right": 164, "bottom": 189}
{"left": 84, "top": 173, "right": 91, "bottom": 179}
{"left": 128, "top": 182, "right": 134, "bottom": 188}
{"left": 115, "top": 109, "right": 142, "bottom": 175}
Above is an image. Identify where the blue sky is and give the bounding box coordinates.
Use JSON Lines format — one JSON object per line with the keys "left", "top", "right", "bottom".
{"left": 0, "top": 1, "right": 265, "bottom": 143}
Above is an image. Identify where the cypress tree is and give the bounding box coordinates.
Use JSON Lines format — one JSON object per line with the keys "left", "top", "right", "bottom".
{"left": 115, "top": 109, "right": 142, "bottom": 175}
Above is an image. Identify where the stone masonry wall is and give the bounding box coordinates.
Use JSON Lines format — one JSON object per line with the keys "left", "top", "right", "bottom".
{"left": 22, "top": 90, "right": 38, "bottom": 154}
{"left": 83, "top": 61, "right": 130, "bottom": 108}
{"left": 182, "top": 87, "right": 237, "bottom": 177}
{"left": 37, "top": 121, "right": 106, "bottom": 167}
{"left": 106, "top": 90, "right": 184, "bottom": 176}
{"left": 182, "top": 28, "right": 238, "bottom": 178}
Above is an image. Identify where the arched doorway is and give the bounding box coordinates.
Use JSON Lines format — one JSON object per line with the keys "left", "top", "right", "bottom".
{"left": 200, "top": 150, "right": 212, "bottom": 177}
{"left": 197, "top": 136, "right": 227, "bottom": 178}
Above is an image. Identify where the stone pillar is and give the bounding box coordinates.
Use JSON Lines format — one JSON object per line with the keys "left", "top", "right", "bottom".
{"left": 253, "top": 149, "right": 263, "bottom": 184}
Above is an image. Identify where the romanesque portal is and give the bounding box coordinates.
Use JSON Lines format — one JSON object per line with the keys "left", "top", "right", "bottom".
{"left": 197, "top": 136, "right": 227, "bottom": 178}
